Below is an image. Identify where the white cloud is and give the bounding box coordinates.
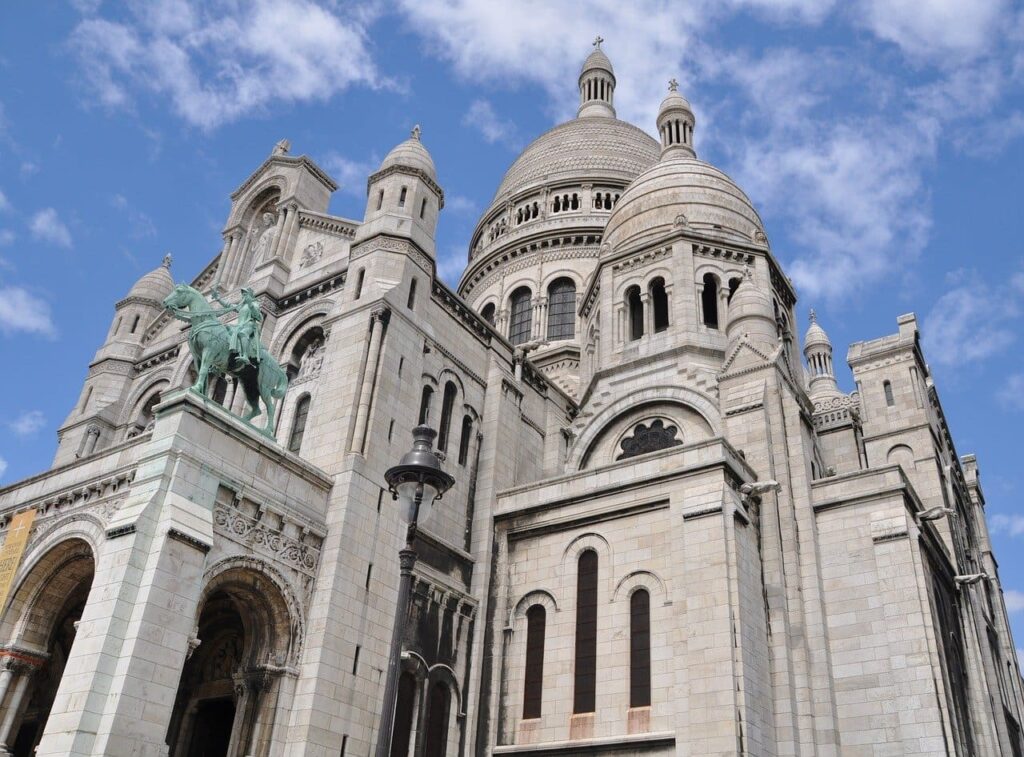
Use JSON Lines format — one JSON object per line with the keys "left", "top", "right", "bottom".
{"left": 322, "top": 153, "right": 378, "bottom": 197}
{"left": 19, "top": 161, "right": 38, "bottom": 178}
{"left": 0, "top": 189, "right": 10, "bottom": 213}
{"left": 0, "top": 456, "right": 6, "bottom": 481}
{"left": 110, "top": 194, "right": 156, "bottom": 239}
{"left": 998, "top": 374, "right": 1024, "bottom": 412}
{"left": 990, "top": 512, "right": 1024, "bottom": 536}
{"left": 923, "top": 270, "right": 1021, "bottom": 368}
{"left": 0, "top": 230, "right": 13, "bottom": 247}
{"left": 1005, "top": 589, "right": 1024, "bottom": 614}
{"left": 8, "top": 410, "right": 45, "bottom": 437}
{"left": 436, "top": 245, "right": 466, "bottom": 287}
{"left": 463, "top": 99, "right": 516, "bottom": 145}
{"left": 446, "top": 195, "right": 477, "bottom": 215}
{"left": 70, "top": 0, "right": 388, "bottom": 130}
{"left": 854, "top": 0, "right": 1010, "bottom": 63}
{"left": 29, "top": 208, "right": 72, "bottom": 248}
{"left": 0, "top": 286, "right": 57, "bottom": 338}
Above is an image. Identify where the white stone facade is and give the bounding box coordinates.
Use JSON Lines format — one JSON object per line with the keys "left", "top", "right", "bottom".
{"left": 0, "top": 44, "right": 1020, "bottom": 757}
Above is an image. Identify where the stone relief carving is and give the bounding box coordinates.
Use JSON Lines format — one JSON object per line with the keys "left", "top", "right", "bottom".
{"left": 299, "top": 241, "right": 323, "bottom": 268}
{"left": 295, "top": 339, "right": 324, "bottom": 381}
{"left": 213, "top": 501, "right": 322, "bottom": 577}
{"left": 249, "top": 211, "right": 278, "bottom": 263}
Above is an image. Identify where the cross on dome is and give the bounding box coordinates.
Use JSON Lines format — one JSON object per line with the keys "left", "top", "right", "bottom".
{"left": 668, "top": 78, "right": 679, "bottom": 92}
{"left": 593, "top": 35, "right": 604, "bottom": 48}
{"left": 162, "top": 252, "right": 173, "bottom": 268}
{"left": 809, "top": 308, "right": 817, "bottom": 323}
{"left": 411, "top": 124, "right": 421, "bottom": 141}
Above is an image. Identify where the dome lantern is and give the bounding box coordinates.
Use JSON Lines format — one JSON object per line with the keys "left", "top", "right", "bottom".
{"left": 578, "top": 36, "right": 616, "bottom": 119}
{"left": 804, "top": 310, "right": 842, "bottom": 398}
{"left": 657, "top": 79, "right": 696, "bottom": 159}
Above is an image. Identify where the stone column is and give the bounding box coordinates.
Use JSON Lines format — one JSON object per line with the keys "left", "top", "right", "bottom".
{"left": 718, "top": 288, "right": 730, "bottom": 330}
{"left": 0, "top": 665, "right": 33, "bottom": 754}
{"left": 278, "top": 203, "right": 301, "bottom": 263}
{"left": 350, "top": 308, "right": 389, "bottom": 454}
{"left": 641, "top": 292, "right": 652, "bottom": 337}
{"left": 224, "top": 230, "right": 244, "bottom": 286}
{"left": 81, "top": 425, "right": 100, "bottom": 457}
{"left": 0, "top": 663, "right": 14, "bottom": 711}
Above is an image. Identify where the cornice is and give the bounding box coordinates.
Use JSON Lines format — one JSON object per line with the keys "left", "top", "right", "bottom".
{"left": 366, "top": 164, "right": 445, "bottom": 208}
{"left": 231, "top": 154, "right": 338, "bottom": 200}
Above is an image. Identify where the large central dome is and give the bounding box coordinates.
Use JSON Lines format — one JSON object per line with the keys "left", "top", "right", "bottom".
{"left": 492, "top": 117, "right": 659, "bottom": 202}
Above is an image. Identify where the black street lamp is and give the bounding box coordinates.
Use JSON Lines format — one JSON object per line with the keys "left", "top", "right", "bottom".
{"left": 375, "top": 425, "right": 455, "bottom": 757}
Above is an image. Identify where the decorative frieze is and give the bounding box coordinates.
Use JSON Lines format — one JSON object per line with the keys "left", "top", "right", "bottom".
{"left": 212, "top": 493, "right": 324, "bottom": 578}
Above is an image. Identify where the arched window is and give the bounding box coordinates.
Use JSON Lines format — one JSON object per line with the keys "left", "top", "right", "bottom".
{"left": 553, "top": 196, "right": 561, "bottom": 213}
{"left": 407, "top": 278, "right": 417, "bottom": 310}
{"left": 594, "top": 194, "right": 603, "bottom": 209}
{"left": 571, "top": 193, "right": 579, "bottom": 210}
{"left": 420, "top": 197, "right": 427, "bottom": 219}
{"left": 354, "top": 268, "right": 365, "bottom": 300}
{"left": 626, "top": 286, "right": 643, "bottom": 341}
{"left": 573, "top": 549, "right": 598, "bottom": 713}
{"left": 390, "top": 672, "right": 417, "bottom": 757}
{"left": 458, "top": 415, "right": 473, "bottom": 466}
{"left": 546, "top": 278, "right": 576, "bottom": 341}
{"left": 480, "top": 302, "right": 496, "bottom": 326}
{"left": 701, "top": 273, "right": 719, "bottom": 329}
{"left": 419, "top": 385, "right": 434, "bottom": 425}
{"left": 630, "top": 589, "right": 651, "bottom": 707}
{"left": 438, "top": 381, "right": 457, "bottom": 452}
{"left": 398, "top": 186, "right": 407, "bottom": 207}
{"left": 423, "top": 682, "right": 451, "bottom": 757}
{"left": 650, "top": 277, "right": 669, "bottom": 333}
{"left": 288, "top": 394, "right": 311, "bottom": 453}
{"left": 884, "top": 380, "right": 895, "bottom": 407}
{"left": 523, "top": 604, "right": 546, "bottom": 719}
{"left": 376, "top": 190, "right": 384, "bottom": 211}
{"left": 728, "top": 277, "right": 741, "bottom": 303}
{"left": 508, "top": 287, "right": 532, "bottom": 346}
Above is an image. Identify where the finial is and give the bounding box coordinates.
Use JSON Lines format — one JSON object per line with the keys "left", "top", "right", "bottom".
{"left": 668, "top": 78, "right": 679, "bottom": 92}
{"left": 809, "top": 308, "right": 817, "bottom": 324}
{"left": 411, "top": 124, "right": 421, "bottom": 141}
{"left": 162, "top": 252, "right": 172, "bottom": 268}
{"left": 593, "top": 35, "right": 604, "bottom": 48}
{"left": 272, "top": 138, "right": 291, "bottom": 156}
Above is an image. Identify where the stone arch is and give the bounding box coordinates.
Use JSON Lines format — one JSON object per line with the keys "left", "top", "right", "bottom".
{"left": 228, "top": 177, "right": 285, "bottom": 230}
{"left": 120, "top": 371, "right": 173, "bottom": 427}
{"left": 570, "top": 387, "right": 720, "bottom": 470}
{"left": 612, "top": 569, "right": 670, "bottom": 606}
{"left": 887, "top": 444, "right": 916, "bottom": 473}
{"left": 124, "top": 377, "right": 171, "bottom": 437}
{"left": 268, "top": 304, "right": 330, "bottom": 358}
{"left": 641, "top": 267, "right": 673, "bottom": 290}
{"left": 512, "top": 589, "right": 559, "bottom": 622}
{"left": 540, "top": 269, "right": 583, "bottom": 293}
{"left": 0, "top": 535, "right": 96, "bottom": 754}
{"left": 560, "top": 532, "right": 614, "bottom": 600}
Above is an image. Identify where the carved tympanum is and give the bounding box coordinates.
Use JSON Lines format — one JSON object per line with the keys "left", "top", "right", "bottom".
{"left": 616, "top": 419, "right": 682, "bottom": 460}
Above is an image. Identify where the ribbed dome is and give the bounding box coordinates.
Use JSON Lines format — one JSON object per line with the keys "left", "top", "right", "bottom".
{"left": 126, "top": 256, "right": 173, "bottom": 304}
{"left": 379, "top": 126, "right": 437, "bottom": 181}
{"left": 581, "top": 47, "right": 614, "bottom": 77}
{"left": 492, "top": 118, "right": 659, "bottom": 202}
{"left": 804, "top": 312, "right": 832, "bottom": 349}
{"left": 603, "top": 158, "right": 764, "bottom": 250}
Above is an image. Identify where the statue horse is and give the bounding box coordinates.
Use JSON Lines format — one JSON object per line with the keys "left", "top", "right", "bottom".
{"left": 162, "top": 283, "right": 288, "bottom": 437}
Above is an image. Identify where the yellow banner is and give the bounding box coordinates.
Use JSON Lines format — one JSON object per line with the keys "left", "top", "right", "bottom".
{"left": 0, "top": 510, "right": 36, "bottom": 617}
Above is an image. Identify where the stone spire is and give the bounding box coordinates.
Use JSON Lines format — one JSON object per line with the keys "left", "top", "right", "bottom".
{"left": 657, "top": 78, "right": 696, "bottom": 159}
{"left": 577, "top": 37, "right": 616, "bottom": 118}
{"left": 804, "top": 309, "right": 842, "bottom": 398}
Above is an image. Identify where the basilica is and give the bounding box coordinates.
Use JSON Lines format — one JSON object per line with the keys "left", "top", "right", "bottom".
{"left": 0, "top": 43, "right": 1020, "bottom": 757}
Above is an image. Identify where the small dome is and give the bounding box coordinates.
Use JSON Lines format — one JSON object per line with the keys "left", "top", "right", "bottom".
{"left": 581, "top": 47, "right": 614, "bottom": 78}
{"left": 379, "top": 125, "right": 437, "bottom": 181}
{"left": 126, "top": 254, "right": 173, "bottom": 304}
{"left": 659, "top": 88, "right": 692, "bottom": 118}
{"left": 726, "top": 266, "right": 776, "bottom": 344}
{"left": 804, "top": 310, "right": 832, "bottom": 350}
{"left": 603, "top": 158, "right": 764, "bottom": 250}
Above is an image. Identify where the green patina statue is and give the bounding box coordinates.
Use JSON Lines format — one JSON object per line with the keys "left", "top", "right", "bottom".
{"left": 163, "top": 283, "right": 288, "bottom": 438}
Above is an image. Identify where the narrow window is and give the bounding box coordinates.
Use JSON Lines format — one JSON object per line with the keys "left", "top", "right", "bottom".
{"left": 650, "top": 277, "right": 669, "bottom": 333}
{"left": 81, "top": 385, "right": 93, "bottom": 413}
{"left": 398, "top": 356, "right": 404, "bottom": 378}
{"left": 354, "top": 269, "right": 365, "bottom": 300}
{"left": 365, "top": 563, "right": 373, "bottom": 590}
{"left": 420, "top": 197, "right": 427, "bottom": 219}
{"left": 114, "top": 316, "right": 122, "bottom": 335}
{"left": 630, "top": 589, "right": 651, "bottom": 707}
{"left": 458, "top": 415, "right": 473, "bottom": 466}
{"left": 130, "top": 315, "right": 140, "bottom": 334}
{"left": 419, "top": 385, "right": 434, "bottom": 425}
{"left": 438, "top": 381, "right": 457, "bottom": 452}
{"left": 627, "top": 286, "right": 643, "bottom": 341}
{"left": 573, "top": 549, "right": 598, "bottom": 713}
{"left": 553, "top": 196, "right": 561, "bottom": 213}
{"left": 398, "top": 186, "right": 407, "bottom": 207}
{"left": 728, "top": 277, "right": 741, "bottom": 303}
{"left": 286, "top": 393, "right": 309, "bottom": 452}
{"left": 341, "top": 735, "right": 348, "bottom": 757}
{"left": 377, "top": 189, "right": 384, "bottom": 210}
{"left": 523, "top": 604, "right": 546, "bottom": 718}
{"left": 508, "top": 287, "right": 532, "bottom": 346}
{"left": 390, "top": 672, "right": 417, "bottom": 757}
{"left": 352, "top": 645, "right": 361, "bottom": 675}
{"left": 423, "top": 682, "right": 451, "bottom": 757}
{"left": 571, "top": 193, "right": 579, "bottom": 210}
{"left": 407, "top": 278, "right": 417, "bottom": 310}
{"left": 481, "top": 302, "right": 496, "bottom": 326}
{"left": 701, "top": 273, "right": 719, "bottom": 329}
{"left": 212, "top": 376, "right": 228, "bottom": 405}
{"left": 884, "top": 380, "right": 895, "bottom": 407}
{"left": 388, "top": 419, "right": 395, "bottom": 442}
{"left": 546, "top": 278, "right": 576, "bottom": 341}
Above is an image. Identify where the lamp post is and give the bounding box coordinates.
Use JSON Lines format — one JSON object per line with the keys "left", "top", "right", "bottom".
{"left": 375, "top": 425, "right": 455, "bottom": 757}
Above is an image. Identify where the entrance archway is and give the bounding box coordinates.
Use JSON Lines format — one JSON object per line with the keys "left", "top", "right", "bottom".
{"left": 167, "top": 564, "right": 296, "bottom": 757}
{"left": 0, "top": 537, "right": 95, "bottom": 756}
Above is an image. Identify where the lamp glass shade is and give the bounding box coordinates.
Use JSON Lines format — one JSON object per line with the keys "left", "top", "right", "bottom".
{"left": 393, "top": 479, "right": 440, "bottom": 525}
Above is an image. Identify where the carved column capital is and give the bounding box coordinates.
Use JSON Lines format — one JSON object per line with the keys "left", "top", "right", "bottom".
{"left": 370, "top": 306, "right": 391, "bottom": 325}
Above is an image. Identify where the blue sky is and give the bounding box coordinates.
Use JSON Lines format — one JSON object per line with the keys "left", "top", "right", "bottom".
{"left": 1, "top": 0, "right": 1024, "bottom": 636}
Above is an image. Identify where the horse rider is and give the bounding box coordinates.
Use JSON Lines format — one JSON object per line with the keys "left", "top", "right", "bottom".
{"left": 210, "top": 286, "right": 263, "bottom": 368}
